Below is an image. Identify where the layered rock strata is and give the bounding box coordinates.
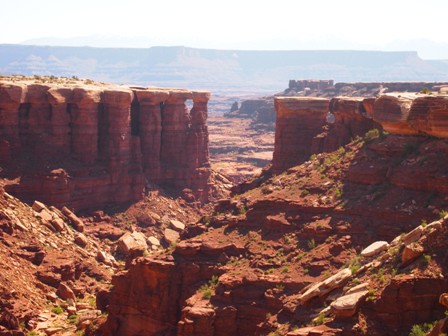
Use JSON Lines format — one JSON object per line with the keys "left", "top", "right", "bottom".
{"left": 319, "top": 97, "right": 381, "bottom": 152}
{"left": 0, "top": 80, "right": 211, "bottom": 210}
{"left": 272, "top": 97, "right": 329, "bottom": 173}
{"left": 273, "top": 93, "right": 448, "bottom": 172}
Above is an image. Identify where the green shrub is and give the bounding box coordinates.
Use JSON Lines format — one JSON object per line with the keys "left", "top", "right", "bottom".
{"left": 420, "top": 87, "right": 431, "bottom": 94}
{"left": 409, "top": 322, "right": 434, "bottom": 336}
{"left": 364, "top": 129, "right": 380, "bottom": 142}
{"left": 307, "top": 239, "right": 316, "bottom": 250}
{"left": 51, "top": 306, "right": 63, "bottom": 315}
{"left": 347, "top": 255, "right": 362, "bottom": 274}
{"left": 313, "top": 313, "right": 325, "bottom": 326}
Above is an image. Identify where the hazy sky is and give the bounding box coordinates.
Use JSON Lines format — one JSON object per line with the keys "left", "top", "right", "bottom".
{"left": 2, "top": 0, "right": 448, "bottom": 59}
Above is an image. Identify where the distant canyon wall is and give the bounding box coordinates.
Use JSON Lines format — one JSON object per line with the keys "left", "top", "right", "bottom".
{"left": 272, "top": 93, "right": 448, "bottom": 172}
{"left": 287, "top": 80, "right": 448, "bottom": 96}
{"left": 0, "top": 81, "right": 211, "bottom": 210}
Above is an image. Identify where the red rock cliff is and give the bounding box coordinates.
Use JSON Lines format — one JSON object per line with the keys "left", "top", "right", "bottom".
{"left": 272, "top": 97, "right": 329, "bottom": 173}
{"left": 0, "top": 79, "right": 211, "bottom": 210}
{"left": 272, "top": 93, "right": 448, "bottom": 173}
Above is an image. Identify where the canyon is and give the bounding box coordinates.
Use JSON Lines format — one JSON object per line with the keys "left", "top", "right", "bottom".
{"left": 2, "top": 76, "right": 448, "bottom": 336}
{"left": 100, "top": 88, "right": 448, "bottom": 335}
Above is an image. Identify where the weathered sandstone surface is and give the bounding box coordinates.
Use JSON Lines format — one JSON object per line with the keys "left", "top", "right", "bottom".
{"left": 273, "top": 93, "right": 448, "bottom": 172}
{"left": 0, "top": 79, "right": 211, "bottom": 210}
{"left": 272, "top": 97, "right": 329, "bottom": 173}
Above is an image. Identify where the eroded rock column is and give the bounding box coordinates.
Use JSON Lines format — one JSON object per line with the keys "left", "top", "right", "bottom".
{"left": 101, "top": 89, "right": 136, "bottom": 202}
{"left": 70, "top": 88, "right": 102, "bottom": 164}
{"left": 190, "top": 91, "right": 211, "bottom": 168}
{"left": 46, "top": 87, "right": 73, "bottom": 157}
{"left": 134, "top": 89, "right": 169, "bottom": 182}
{"left": 21, "top": 84, "right": 54, "bottom": 157}
{"left": 0, "top": 83, "right": 25, "bottom": 162}
{"left": 188, "top": 91, "right": 212, "bottom": 202}
{"left": 160, "top": 90, "right": 193, "bottom": 186}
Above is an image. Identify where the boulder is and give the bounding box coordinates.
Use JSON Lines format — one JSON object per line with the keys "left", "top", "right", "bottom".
{"left": 117, "top": 231, "right": 148, "bottom": 255}
{"left": 170, "top": 219, "right": 186, "bottom": 231}
{"left": 330, "top": 290, "right": 369, "bottom": 318}
{"left": 361, "top": 241, "right": 389, "bottom": 257}
{"left": 402, "top": 226, "right": 423, "bottom": 245}
{"left": 148, "top": 236, "right": 161, "bottom": 246}
{"left": 164, "top": 229, "right": 180, "bottom": 244}
{"left": 56, "top": 282, "right": 76, "bottom": 301}
{"left": 401, "top": 242, "right": 424, "bottom": 265}
{"left": 61, "top": 207, "right": 84, "bottom": 232}
{"left": 96, "top": 251, "right": 116, "bottom": 266}
{"left": 32, "top": 200, "right": 46, "bottom": 212}
{"left": 74, "top": 233, "right": 88, "bottom": 247}
{"left": 299, "top": 268, "right": 351, "bottom": 304}
{"left": 50, "top": 218, "right": 65, "bottom": 232}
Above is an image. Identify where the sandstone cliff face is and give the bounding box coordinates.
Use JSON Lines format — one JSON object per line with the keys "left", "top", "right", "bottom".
{"left": 272, "top": 94, "right": 448, "bottom": 173}
{"left": 272, "top": 97, "right": 329, "bottom": 173}
{"left": 0, "top": 79, "right": 211, "bottom": 210}
{"left": 318, "top": 97, "right": 381, "bottom": 153}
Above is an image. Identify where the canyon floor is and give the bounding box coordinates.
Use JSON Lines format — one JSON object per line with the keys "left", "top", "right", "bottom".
{"left": 208, "top": 114, "right": 274, "bottom": 183}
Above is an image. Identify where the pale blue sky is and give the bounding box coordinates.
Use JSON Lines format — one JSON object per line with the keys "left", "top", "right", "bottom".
{"left": 1, "top": 0, "right": 448, "bottom": 59}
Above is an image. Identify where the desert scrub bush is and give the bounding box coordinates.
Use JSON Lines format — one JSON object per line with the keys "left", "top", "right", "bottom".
{"left": 439, "top": 210, "right": 448, "bottom": 219}
{"left": 201, "top": 216, "right": 212, "bottom": 226}
{"left": 365, "top": 288, "right": 375, "bottom": 302}
{"left": 420, "top": 87, "right": 431, "bottom": 94}
{"left": 346, "top": 255, "right": 362, "bottom": 274}
{"left": 68, "top": 314, "right": 79, "bottom": 324}
{"left": 307, "top": 239, "right": 316, "bottom": 250}
{"left": 51, "top": 306, "right": 63, "bottom": 315}
{"left": 313, "top": 313, "right": 325, "bottom": 326}
{"left": 199, "top": 275, "right": 219, "bottom": 300}
{"left": 238, "top": 206, "right": 247, "bottom": 215}
{"left": 364, "top": 128, "right": 380, "bottom": 142}
{"left": 300, "top": 189, "right": 310, "bottom": 197}
{"left": 275, "top": 284, "right": 285, "bottom": 291}
{"left": 408, "top": 322, "right": 435, "bottom": 336}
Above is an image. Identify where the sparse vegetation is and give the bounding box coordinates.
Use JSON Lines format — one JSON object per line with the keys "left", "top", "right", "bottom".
{"left": 346, "top": 255, "right": 362, "bottom": 274}
{"left": 366, "top": 288, "right": 375, "bottom": 302}
{"left": 364, "top": 129, "right": 380, "bottom": 142}
{"left": 409, "top": 322, "right": 435, "bottom": 336}
{"left": 275, "top": 284, "right": 285, "bottom": 291}
{"left": 420, "top": 87, "right": 431, "bottom": 94}
{"left": 68, "top": 314, "right": 79, "bottom": 324}
{"left": 307, "top": 239, "right": 316, "bottom": 250}
{"left": 301, "top": 189, "right": 310, "bottom": 197}
{"left": 439, "top": 210, "right": 448, "bottom": 219}
{"left": 313, "top": 313, "right": 326, "bottom": 326}
{"left": 199, "top": 275, "right": 220, "bottom": 300}
{"left": 51, "top": 306, "right": 63, "bottom": 315}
